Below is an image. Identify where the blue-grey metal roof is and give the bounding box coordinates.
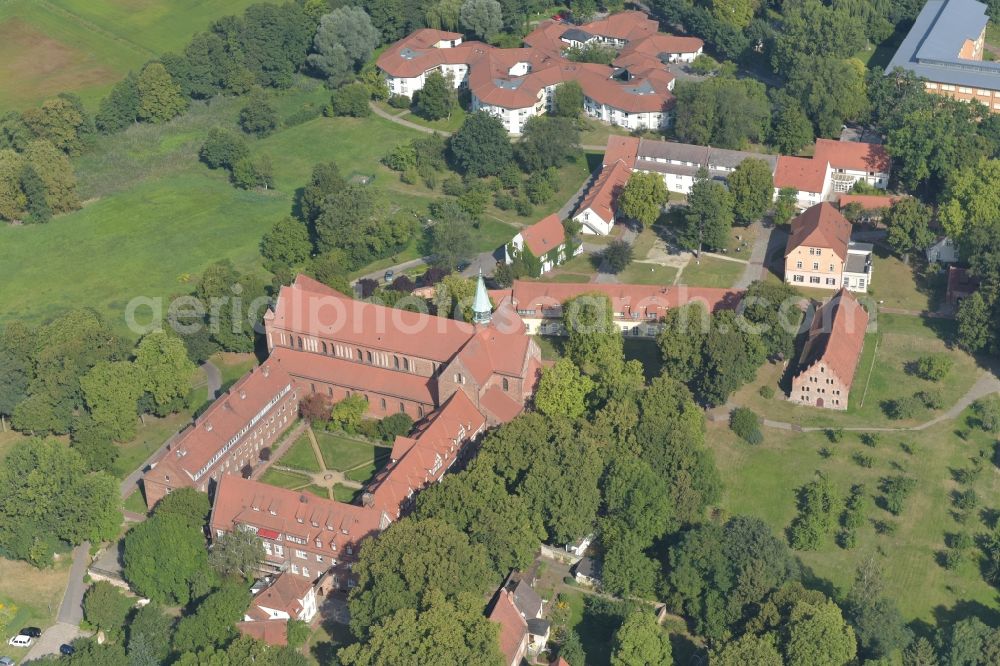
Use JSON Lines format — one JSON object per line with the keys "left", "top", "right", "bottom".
{"left": 887, "top": 0, "right": 1000, "bottom": 89}
{"left": 561, "top": 28, "right": 594, "bottom": 43}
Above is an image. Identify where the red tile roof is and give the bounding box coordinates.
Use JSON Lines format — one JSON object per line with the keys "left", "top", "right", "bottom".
{"left": 268, "top": 346, "right": 435, "bottom": 406}
{"left": 796, "top": 289, "right": 869, "bottom": 388}
{"left": 583, "top": 10, "right": 659, "bottom": 41}
{"left": 236, "top": 619, "right": 287, "bottom": 646}
{"left": 250, "top": 573, "right": 313, "bottom": 619}
{"left": 604, "top": 135, "right": 640, "bottom": 168}
{"left": 270, "top": 275, "right": 476, "bottom": 364}
{"left": 618, "top": 32, "right": 704, "bottom": 57}
{"left": 502, "top": 280, "right": 741, "bottom": 318}
{"left": 367, "top": 390, "right": 485, "bottom": 516}
{"left": 836, "top": 194, "right": 903, "bottom": 210}
{"left": 814, "top": 139, "right": 890, "bottom": 173}
{"left": 774, "top": 155, "right": 828, "bottom": 193}
{"left": 480, "top": 386, "right": 525, "bottom": 423}
{"left": 786, "top": 202, "right": 852, "bottom": 261}
{"left": 578, "top": 159, "right": 631, "bottom": 224}
{"left": 145, "top": 358, "right": 293, "bottom": 485}
{"left": 519, "top": 214, "right": 566, "bottom": 257}
{"left": 210, "top": 475, "right": 385, "bottom": 554}
{"left": 489, "top": 589, "right": 528, "bottom": 666}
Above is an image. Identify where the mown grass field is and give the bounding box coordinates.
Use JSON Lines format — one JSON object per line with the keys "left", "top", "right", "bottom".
{"left": 0, "top": 0, "right": 266, "bottom": 112}
{"left": 679, "top": 255, "right": 745, "bottom": 288}
{"left": 0, "top": 557, "right": 71, "bottom": 658}
{"left": 709, "top": 405, "right": 1000, "bottom": 624}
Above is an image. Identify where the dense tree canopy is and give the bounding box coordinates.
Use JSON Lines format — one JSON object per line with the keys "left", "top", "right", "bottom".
{"left": 308, "top": 7, "right": 380, "bottom": 87}
{"left": 348, "top": 517, "right": 495, "bottom": 637}
{"left": 449, "top": 111, "right": 514, "bottom": 176}
{"left": 618, "top": 172, "right": 667, "bottom": 228}
{"left": 0, "top": 438, "right": 120, "bottom": 566}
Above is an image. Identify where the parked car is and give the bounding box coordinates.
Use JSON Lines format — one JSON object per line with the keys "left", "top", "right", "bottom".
{"left": 384, "top": 270, "right": 394, "bottom": 283}
{"left": 59, "top": 644, "right": 75, "bottom": 656}
{"left": 18, "top": 628, "right": 40, "bottom": 638}
{"left": 0, "top": 656, "right": 15, "bottom": 666}
{"left": 7, "top": 635, "right": 32, "bottom": 648}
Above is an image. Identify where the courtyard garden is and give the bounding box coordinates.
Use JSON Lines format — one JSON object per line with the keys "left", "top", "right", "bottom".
{"left": 260, "top": 426, "right": 391, "bottom": 504}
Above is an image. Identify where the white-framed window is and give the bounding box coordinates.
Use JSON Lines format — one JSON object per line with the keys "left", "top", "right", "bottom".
{"left": 296, "top": 550, "right": 306, "bottom": 559}
{"left": 810, "top": 276, "right": 820, "bottom": 284}
{"left": 291, "top": 563, "right": 299, "bottom": 574}
{"left": 793, "top": 275, "right": 804, "bottom": 283}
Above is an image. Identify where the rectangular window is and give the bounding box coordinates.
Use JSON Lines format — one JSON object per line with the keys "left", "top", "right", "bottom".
{"left": 810, "top": 276, "right": 821, "bottom": 284}
{"left": 826, "top": 278, "right": 836, "bottom": 285}
{"left": 793, "top": 275, "right": 804, "bottom": 283}
{"left": 796, "top": 261, "right": 802, "bottom": 269}
{"left": 296, "top": 550, "right": 306, "bottom": 559}
{"left": 813, "top": 262, "right": 819, "bottom": 270}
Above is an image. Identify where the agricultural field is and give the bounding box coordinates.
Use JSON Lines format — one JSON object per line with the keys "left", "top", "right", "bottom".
{"left": 0, "top": 0, "right": 265, "bottom": 113}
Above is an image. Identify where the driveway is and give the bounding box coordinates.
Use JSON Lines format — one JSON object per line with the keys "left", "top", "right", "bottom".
{"left": 22, "top": 623, "right": 89, "bottom": 662}
{"left": 57, "top": 543, "right": 90, "bottom": 627}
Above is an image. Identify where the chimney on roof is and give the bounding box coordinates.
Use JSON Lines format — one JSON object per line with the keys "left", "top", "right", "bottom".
{"left": 362, "top": 492, "right": 374, "bottom": 508}
{"left": 262, "top": 365, "right": 270, "bottom": 378}
{"left": 205, "top": 423, "right": 213, "bottom": 432}
{"left": 239, "top": 390, "right": 246, "bottom": 400}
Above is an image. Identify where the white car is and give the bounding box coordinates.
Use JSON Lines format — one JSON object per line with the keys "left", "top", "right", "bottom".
{"left": 7, "top": 634, "right": 32, "bottom": 647}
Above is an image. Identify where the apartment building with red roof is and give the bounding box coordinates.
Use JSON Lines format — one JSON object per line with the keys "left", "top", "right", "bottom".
{"left": 505, "top": 213, "right": 582, "bottom": 274}
{"left": 790, "top": 289, "right": 870, "bottom": 410}
{"left": 243, "top": 571, "right": 318, "bottom": 624}
{"left": 580, "top": 134, "right": 891, "bottom": 235}
{"left": 490, "top": 280, "right": 741, "bottom": 337}
{"left": 784, "top": 203, "right": 873, "bottom": 293}
{"left": 377, "top": 11, "right": 701, "bottom": 134}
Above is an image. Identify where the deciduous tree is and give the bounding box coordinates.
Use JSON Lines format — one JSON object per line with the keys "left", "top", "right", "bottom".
{"left": 459, "top": 0, "right": 503, "bottom": 41}
{"left": 135, "top": 331, "right": 195, "bottom": 416}
{"left": 413, "top": 71, "right": 456, "bottom": 120}
{"left": 330, "top": 82, "right": 372, "bottom": 117}
{"left": 728, "top": 158, "right": 774, "bottom": 225}
{"left": 784, "top": 600, "right": 857, "bottom": 666}
{"left": 534, "top": 358, "right": 595, "bottom": 419}
{"left": 681, "top": 168, "right": 733, "bottom": 254}
{"left": 449, "top": 111, "right": 514, "bottom": 176}
{"left": 83, "top": 581, "right": 134, "bottom": 643}
{"left": 137, "top": 63, "right": 187, "bottom": 123}
{"left": 516, "top": 116, "right": 580, "bottom": 172}
{"left": 209, "top": 525, "right": 264, "bottom": 580}
{"left": 611, "top": 611, "right": 673, "bottom": 666}
{"left": 94, "top": 71, "right": 140, "bottom": 133}
{"left": 308, "top": 7, "right": 380, "bottom": 87}
{"left": 553, "top": 80, "right": 584, "bottom": 117}
{"left": 81, "top": 361, "right": 142, "bottom": 441}
{"left": 348, "top": 518, "right": 495, "bottom": 637}
{"left": 618, "top": 172, "right": 667, "bottom": 228}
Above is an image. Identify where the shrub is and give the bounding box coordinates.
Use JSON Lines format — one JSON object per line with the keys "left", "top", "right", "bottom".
{"left": 515, "top": 197, "right": 534, "bottom": 216}
{"left": 329, "top": 82, "right": 371, "bottom": 117}
{"left": 883, "top": 395, "right": 922, "bottom": 420}
{"left": 914, "top": 354, "right": 953, "bottom": 381}
{"left": 837, "top": 529, "right": 857, "bottom": 549}
{"left": 758, "top": 385, "right": 775, "bottom": 399}
{"left": 879, "top": 475, "right": 917, "bottom": 515}
{"left": 916, "top": 389, "right": 944, "bottom": 410}
{"left": 826, "top": 428, "right": 844, "bottom": 443}
{"left": 388, "top": 94, "right": 411, "bottom": 109}
{"left": 284, "top": 105, "right": 322, "bottom": 127}
{"left": 199, "top": 128, "right": 249, "bottom": 170}
{"left": 730, "top": 407, "right": 763, "bottom": 444}
{"left": 494, "top": 191, "right": 516, "bottom": 210}
{"left": 955, "top": 489, "right": 979, "bottom": 512}
{"left": 442, "top": 175, "right": 464, "bottom": 196}
{"left": 943, "top": 548, "right": 964, "bottom": 570}
{"left": 861, "top": 432, "right": 882, "bottom": 448}
{"left": 377, "top": 412, "right": 414, "bottom": 441}
{"left": 853, "top": 452, "right": 874, "bottom": 468}
{"left": 973, "top": 397, "right": 1000, "bottom": 433}
{"left": 383, "top": 143, "right": 417, "bottom": 172}
{"left": 239, "top": 92, "right": 279, "bottom": 137}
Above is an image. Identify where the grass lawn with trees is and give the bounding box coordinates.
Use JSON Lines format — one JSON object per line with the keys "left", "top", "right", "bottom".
{"left": 870, "top": 251, "right": 948, "bottom": 313}
{"left": 617, "top": 262, "right": 679, "bottom": 285}
{"left": 708, "top": 407, "right": 1000, "bottom": 623}
{"left": 734, "top": 313, "right": 980, "bottom": 429}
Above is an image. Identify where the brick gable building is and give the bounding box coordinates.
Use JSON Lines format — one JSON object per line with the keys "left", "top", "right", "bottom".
{"left": 789, "top": 289, "right": 870, "bottom": 410}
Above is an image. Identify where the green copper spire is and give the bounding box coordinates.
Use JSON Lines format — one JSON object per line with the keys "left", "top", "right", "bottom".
{"left": 472, "top": 268, "right": 492, "bottom": 324}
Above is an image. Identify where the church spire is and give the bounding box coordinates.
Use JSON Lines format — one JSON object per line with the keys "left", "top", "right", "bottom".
{"left": 472, "top": 268, "right": 492, "bottom": 325}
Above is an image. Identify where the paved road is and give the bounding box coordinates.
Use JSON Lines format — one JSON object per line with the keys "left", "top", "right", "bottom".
{"left": 352, "top": 256, "right": 430, "bottom": 286}
{"left": 734, "top": 222, "right": 787, "bottom": 290}
{"left": 557, "top": 167, "right": 600, "bottom": 221}
{"left": 369, "top": 102, "right": 449, "bottom": 135}
{"left": 119, "top": 359, "right": 220, "bottom": 499}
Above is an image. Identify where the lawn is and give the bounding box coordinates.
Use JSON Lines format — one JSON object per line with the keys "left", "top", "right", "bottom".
{"left": 316, "top": 431, "right": 388, "bottom": 480}
{"left": 278, "top": 433, "right": 322, "bottom": 473}
{"left": 870, "top": 250, "right": 947, "bottom": 313}
{"left": 708, "top": 405, "right": 1000, "bottom": 623}
{"left": 398, "top": 107, "right": 468, "bottom": 133}
{"left": 259, "top": 467, "right": 311, "bottom": 491}
{"left": 617, "top": 262, "right": 678, "bottom": 285}
{"left": 678, "top": 256, "right": 745, "bottom": 288}
{"left": 123, "top": 489, "right": 148, "bottom": 515}
{"left": 733, "top": 313, "right": 980, "bottom": 429}
{"left": 0, "top": 0, "right": 264, "bottom": 112}
{"left": 211, "top": 352, "right": 258, "bottom": 389}
{"left": 333, "top": 484, "right": 361, "bottom": 503}
{"left": 0, "top": 556, "right": 71, "bottom": 660}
